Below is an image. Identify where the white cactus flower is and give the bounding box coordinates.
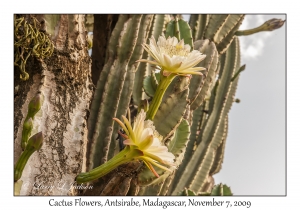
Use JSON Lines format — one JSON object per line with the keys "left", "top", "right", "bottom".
{"left": 114, "top": 109, "right": 175, "bottom": 177}
{"left": 137, "top": 35, "right": 206, "bottom": 76}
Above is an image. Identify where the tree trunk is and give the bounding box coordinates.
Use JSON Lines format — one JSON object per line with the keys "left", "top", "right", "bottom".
{"left": 14, "top": 14, "right": 93, "bottom": 195}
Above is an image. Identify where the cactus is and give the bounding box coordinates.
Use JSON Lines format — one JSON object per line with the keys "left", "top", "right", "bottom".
{"left": 132, "top": 15, "right": 167, "bottom": 106}
{"left": 165, "top": 16, "right": 193, "bottom": 48}
{"left": 170, "top": 37, "right": 241, "bottom": 195}
{"left": 189, "top": 15, "right": 210, "bottom": 41}
{"left": 203, "top": 15, "right": 245, "bottom": 54}
{"left": 211, "top": 183, "right": 233, "bottom": 196}
{"left": 14, "top": 14, "right": 285, "bottom": 196}
{"left": 178, "top": 183, "right": 232, "bottom": 196}
{"left": 189, "top": 39, "right": 219, "bottom": 110}
{"left": 87, "top": 15, "right": 144, "bottom": 169}
{"left": 78, "top": 15, "right": 284, "bottom": 195}
{"left": 108, "top": 14, "right": 154, "bottom": 159}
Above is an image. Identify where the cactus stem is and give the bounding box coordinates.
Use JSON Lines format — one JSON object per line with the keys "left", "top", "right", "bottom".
{"left": 14, "top": 132, "right": 43, "bottom": 182}
{"left": 21, "top": 117, "right": 33, "bottom": 150}
{"left": 146, "top": 72, "right": 177, "bottom": 120}
{"left": 235, "top": 27, "right": 264, "bottom": 36}
{"left": 76, "top": 147, "right": 142, "bottom": 184}
{"left": 14, "top": 148, "right": 34, "bottom": 182}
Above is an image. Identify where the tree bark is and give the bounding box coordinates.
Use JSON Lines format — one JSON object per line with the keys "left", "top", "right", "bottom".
{"left": 14, "top": 14, "right": 93, "bottom": 195}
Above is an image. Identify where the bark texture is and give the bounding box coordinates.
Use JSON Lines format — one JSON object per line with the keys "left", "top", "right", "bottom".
{"left": 14, "top": 14, "right": 93, "bottom": 195}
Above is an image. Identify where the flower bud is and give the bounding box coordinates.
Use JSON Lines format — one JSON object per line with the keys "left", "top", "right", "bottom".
{"left": 27, "top": 93, "right": 42, "bottom": 119}
{"left": 26, "top": 131, "right": 43, "bottom": 151}
{"left": 138, "top": 99, "right": 149, "bottom": 113}
{"left": 15, "top": 132, "right": 43, "bottom": 182}
{"left": 21, "top": 117, "right": 33, "bottom": 150}
{"left": 235, "top": 18, "right": 285, "bottom": 36}
{"left": 264, "top": 18, "right": 285, "bottom": 31}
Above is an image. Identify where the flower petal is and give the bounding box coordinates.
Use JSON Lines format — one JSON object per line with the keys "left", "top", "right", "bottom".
{"left": 139, "top": 134, "right": 154, "bottom": 150}
{"left": 112, "top": 109, "right": 175, "bottom": 176}
{"left": 122, "top": 115, "right": 136, "bottom": 143}
{"left": 113, "top": 118, "right": 130, "bottom": 137}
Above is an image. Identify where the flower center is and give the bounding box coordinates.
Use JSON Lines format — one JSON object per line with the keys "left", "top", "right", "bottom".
{"left": 160, "top": 45, "right": 189, "bottom": 57}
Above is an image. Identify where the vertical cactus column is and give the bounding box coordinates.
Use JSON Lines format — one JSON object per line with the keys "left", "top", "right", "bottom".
{"left": 87, "top": 15, "right": 129, "bottom": 161}
{"left": 108, "top": 15, "right": 154, "bottom": 159}
{"left": 86, "top": 15, "right": 143, "bottom": 170}
{"left": 189, "top": 14, "right": 210, "bottom": 41}
{"left": 188, "top": 39, "right": 219, "bottom": 110}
